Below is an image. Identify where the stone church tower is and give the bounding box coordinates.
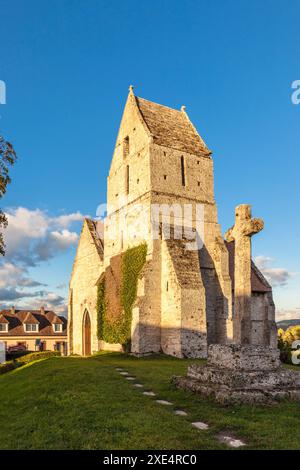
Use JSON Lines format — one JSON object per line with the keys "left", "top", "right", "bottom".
{"left": 68, "top": 87, "right": 276, "bottom": 357}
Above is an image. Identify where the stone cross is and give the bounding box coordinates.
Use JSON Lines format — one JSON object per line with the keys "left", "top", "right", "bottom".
{"left": 225, "top": 204, "right": 264, "bottom": 344}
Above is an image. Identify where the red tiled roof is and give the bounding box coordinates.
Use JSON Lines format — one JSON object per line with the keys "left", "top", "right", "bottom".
{"left": 225, "top": 241, "right": 272, "bottom": 293}
{"left": 0, "top": 314, "right": 9, "bottom": 324}
{"left": 0, "top": 309, "right": 67, "bottom": 337}
{"left": 23, "top": 311, "right": 40, "bottom": 324}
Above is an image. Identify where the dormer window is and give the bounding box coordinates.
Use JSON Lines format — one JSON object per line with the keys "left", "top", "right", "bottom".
{"left": 25, "top": 323, "right": 38, "bottom": 333}
{"left": 0, "top": 323, "right": 8, "bottom": 333}
{"left": 53, "top": 324, "right": 63, "bottom": 333}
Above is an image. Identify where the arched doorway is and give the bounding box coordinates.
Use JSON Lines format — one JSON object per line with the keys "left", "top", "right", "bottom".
{"left": 82, "top": 310, "right": 91, "bottom": 356}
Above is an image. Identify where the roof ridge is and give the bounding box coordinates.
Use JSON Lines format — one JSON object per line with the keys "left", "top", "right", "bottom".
{"left": 136, "top": 95, "right": 182, "bottom": 114}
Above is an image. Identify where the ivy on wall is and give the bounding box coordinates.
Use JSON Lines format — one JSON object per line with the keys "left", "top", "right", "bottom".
{"left": 97, "top": 243, "right": 147, "bottom": 349}
{"left": 96, "top": 278, "right": 106, "bottom": 341}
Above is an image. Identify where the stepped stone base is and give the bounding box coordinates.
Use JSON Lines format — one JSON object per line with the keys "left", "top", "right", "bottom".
{"left": 173, "top": 344, "right": 300, "bottom": 405}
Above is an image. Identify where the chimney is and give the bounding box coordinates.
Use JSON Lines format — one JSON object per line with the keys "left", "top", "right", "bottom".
{"left": 10, "top": 306, "right": 15, "bottom": 314}
{"left": 40, "top": 306, "right": 45, "bottom": 315}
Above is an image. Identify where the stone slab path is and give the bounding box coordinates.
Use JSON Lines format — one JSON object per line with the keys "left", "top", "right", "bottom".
{"left": 192, "top": 422, "right": 209, "bottom": 430}
{"left": 115, "top": 366, "right": 247, "bottom": 448}
{"left": 175, "top": 410, "right": 188, "bottom": 416}
{"left": 217, "top": 433, "right": 246, "bottom": 448}
{"left": 156, "top": 399, "right": 173, "bottom": 406}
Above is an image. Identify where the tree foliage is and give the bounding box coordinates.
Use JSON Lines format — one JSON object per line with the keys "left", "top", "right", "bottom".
{"left": 0, "top": 135, "right": 17, "bottom": 255}
{"left": 277, "top": 325, "right": 300, "bottom": 364}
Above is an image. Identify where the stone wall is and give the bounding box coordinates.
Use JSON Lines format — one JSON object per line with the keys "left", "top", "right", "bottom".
{"left": 68, "top": 221, "right": 104, "bottom": 355}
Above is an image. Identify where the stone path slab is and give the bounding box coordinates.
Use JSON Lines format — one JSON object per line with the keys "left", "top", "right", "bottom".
{"left": 133, "top": 384, "right": 144, "bottom": 388}
{"left": 174, "top": 410, "right": 188, "bottom": 416}
{"left": 115, "top": 368, "right": 123, "bottom": 371}
{"left": 156, "top": 400, "right": 173, "bottom": 406}
{"left": 192, "top": 421, "right": 209, "bottom": 430}
{"left": 143, "top": 391, "right": 156, "bottom": 397}
{"left": 217, "top": 433, "right": 246, "bottom": 448}
{"left": 125, "top": 377, "right": 135, "bottom": 381}
{"left": 119, "top": 371, "right": 129, "bottom": 375}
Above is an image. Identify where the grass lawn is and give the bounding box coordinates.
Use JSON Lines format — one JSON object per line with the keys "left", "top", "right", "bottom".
{"left": 0, "top": 353, "right": 299, "bottom": 450}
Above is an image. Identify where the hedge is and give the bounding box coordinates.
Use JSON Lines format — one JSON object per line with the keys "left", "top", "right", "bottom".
{"left": 15, "top": 350, "right": 60, "bottom": 365}
{"left": 0, "top": 362, "right": 16, "bottom": 375}
{"left": 0, "top": 351, "right": 61, "bottom": 376}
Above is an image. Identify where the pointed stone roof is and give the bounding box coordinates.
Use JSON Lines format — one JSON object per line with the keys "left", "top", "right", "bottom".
{"left": 85, "top": 218, "right": 104, "bottom": 258}
{"left": 134, "top": 95, "right": 211, "bottom": 157}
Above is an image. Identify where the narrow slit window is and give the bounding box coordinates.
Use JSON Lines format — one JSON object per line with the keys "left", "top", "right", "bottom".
{"left": 123, "top": 136, "right": 129, "bottom": 158}
{"left": 180, "top": 156, "right": 185, "bottom": 186}
{"left": 126, "top": 165, "right": 130, "bottom": 194}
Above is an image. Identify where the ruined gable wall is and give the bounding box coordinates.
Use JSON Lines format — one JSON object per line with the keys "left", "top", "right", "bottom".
{"left": 250, "top": 292, "right": 277, "bottom": 347}
{"left": 69, "top": 222, "right": 104, "bottom": 354}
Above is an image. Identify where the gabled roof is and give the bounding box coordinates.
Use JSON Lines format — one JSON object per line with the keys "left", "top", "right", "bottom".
{"left": 0, "top": 314, "right": 9, "bottom": 324}
{"left": 134, "top": 94, "right": 211, "bottom": 158}
{"left": 0, "top": 309, "right": 67, "bottom": 337}
{"left": 23, "top": 311, "right": 40, "bottom": 324}
{"left": 46, "top": 311, "right": 63, "bottom": 324}
{"left": 225, "top": 241, "right": 272, "bottom": 293}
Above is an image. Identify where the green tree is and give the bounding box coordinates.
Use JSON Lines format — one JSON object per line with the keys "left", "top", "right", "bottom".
{"left": 0, "top": 135, "right": 17, "bottom": 255}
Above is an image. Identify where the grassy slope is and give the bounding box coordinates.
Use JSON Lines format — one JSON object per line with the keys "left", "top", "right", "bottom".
{"left": 0, "top": 354, "right": 299, "bottom": 450}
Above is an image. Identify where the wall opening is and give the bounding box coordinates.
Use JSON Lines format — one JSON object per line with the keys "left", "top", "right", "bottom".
{"left": 126, "top": 165, "right": 130, "bottom": 194}
{"left": 180, "top": 156, "right": 185, "bottom": 186}
{"left": 123, "top": 136, "right": 129, "bottom": 158}
{"left": 82, "top": 310, "right": 91, "bottom": 356}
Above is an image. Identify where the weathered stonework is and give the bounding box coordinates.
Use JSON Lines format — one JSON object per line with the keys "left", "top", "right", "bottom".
{"left": 174, "top": 344, "right": 300, "bottom": 404}
{"left": 69, "top": 88, "right": 277, "bottom": 359}
{"left": 175, "top": 205, "right": 299, "bottom": 404}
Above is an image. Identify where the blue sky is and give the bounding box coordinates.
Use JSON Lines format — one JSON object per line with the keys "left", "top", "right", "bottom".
{"left": 0, "top": 0, "right": 299, "bottom": 319}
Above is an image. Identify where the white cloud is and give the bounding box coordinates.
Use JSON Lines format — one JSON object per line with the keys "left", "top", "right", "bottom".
{"left": 0, "top": 206, "right": 84, "bottom": 316}
{"left": 254, "top": 255, "right": 296, "bottom": 287}
{"left": 3, "top": 207, "right": 84, "bottom": 266}
{"left": 0, "top": 262, "right": 45, "bottom": 289}
{"left": 276, "top": 308, "right": 300, "bottom": 322}
{"left": 53, "top": 212, "right": 84, "bottom": 228}
{"left": 3, "top": 291, "right": 68, "bottom": 317}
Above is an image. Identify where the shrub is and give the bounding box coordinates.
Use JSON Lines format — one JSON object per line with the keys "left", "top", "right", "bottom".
{"left": 0, "top": 362, "right": 17, "bottom": 375}
{"left": 278, "top": 326, "right": 300, "bottom": 365}
{"left": 15, "top": 351, "right": 60, "bottom": 365}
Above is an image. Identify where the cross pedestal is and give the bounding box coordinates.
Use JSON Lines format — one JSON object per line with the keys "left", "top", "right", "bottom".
{"left": 174, "top": 205, "right": 300, "bottom": 404}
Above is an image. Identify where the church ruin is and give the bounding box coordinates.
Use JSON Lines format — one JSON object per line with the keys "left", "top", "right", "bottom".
{"left": 68, "top": 87, "right": 277, "bottom": 358}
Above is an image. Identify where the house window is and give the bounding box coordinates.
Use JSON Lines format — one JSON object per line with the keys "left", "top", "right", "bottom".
{"left": 24, "top": 323, "right": 38, "bottom": 333}
{"left": 180, "top": 156, "right": 185, "bottom": 186}
{"left": 53, "top": 324, "right": 62, "bottom": 333}
{"left": 126, "top": 165, "right": 130, "bottom": 194}
{"left": 123, "top": 136, "right": 129, "bottom": 158}
{"left": 0, "top": 323, "right": 8, "bottom": 333}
